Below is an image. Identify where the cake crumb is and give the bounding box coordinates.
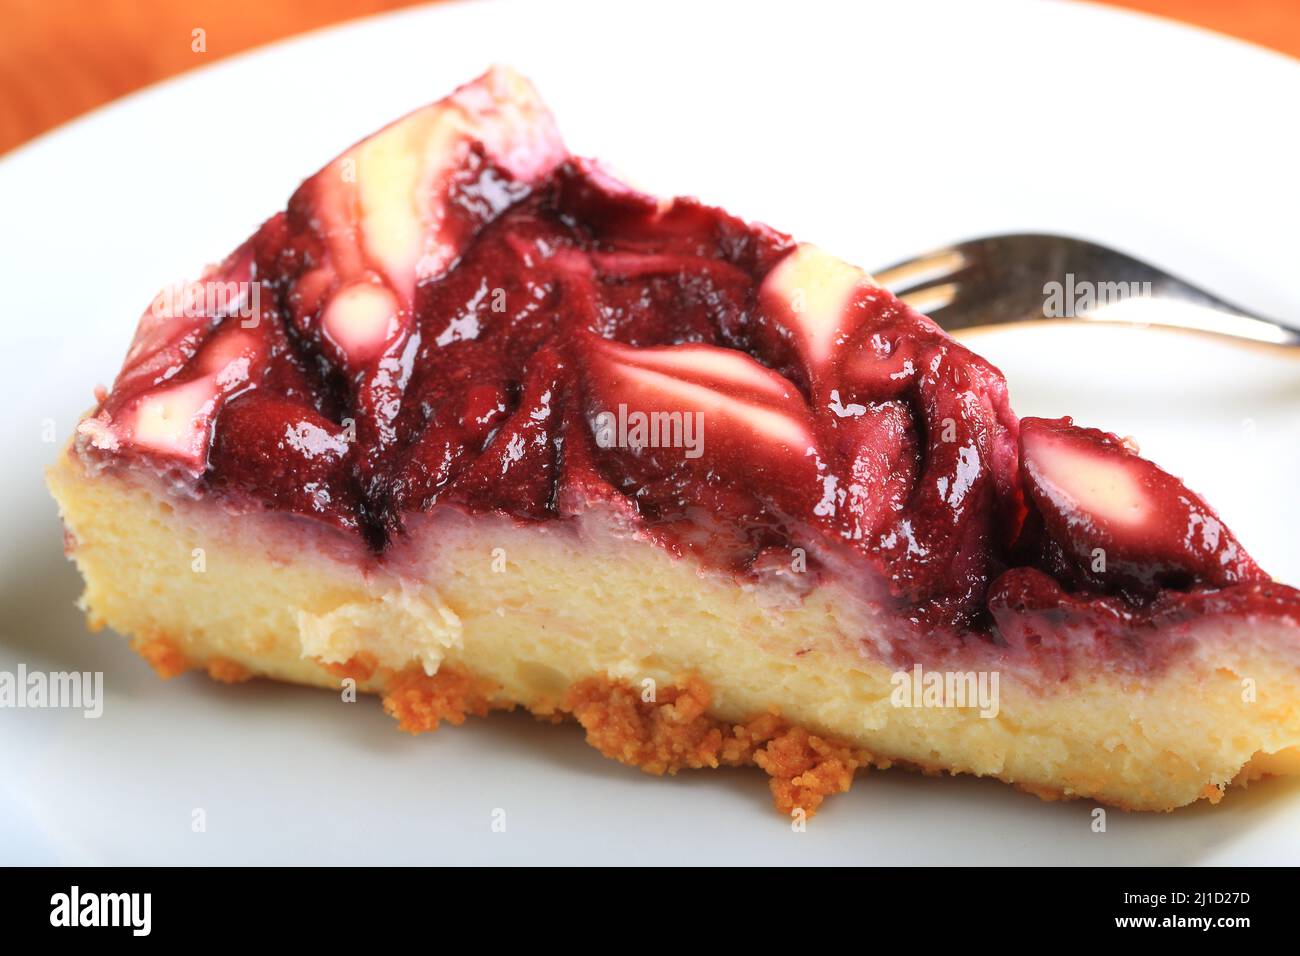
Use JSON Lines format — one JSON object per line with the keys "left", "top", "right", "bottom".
{"left": 135, "top": 636, "right": 190, "bottom": 679}
{"left": 380, "top": 667, "right": 870, "bottom": 817}
{"left": 320, "top": 652, "right": 380, "bottom": 683}
{"left": 206, "top": 657, "right": 253, "bottom": 684}
{"left": 382, "top": 666, "right": 513, "bottom": 733}
{"left": 560, "top": 674, "right": 870, "bottom": 818}
{"left": 755, "top": 724, "right": 864, "bottom": 816}
{"left": 1015, "top": 781, "right": 1065, "bottom": 803}
{"left": 563, "top": 675, "right": 725, "bottom": 773}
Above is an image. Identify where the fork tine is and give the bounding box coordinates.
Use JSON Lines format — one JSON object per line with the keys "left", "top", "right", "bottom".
{"left": 872, "top": 247, "right": 968, "bottom": 295}
{"left": 896, "top": 282, "right": 962, "bottom": 315}
{"left": 873, "top": 233, "right": 1300, "bottom": 345}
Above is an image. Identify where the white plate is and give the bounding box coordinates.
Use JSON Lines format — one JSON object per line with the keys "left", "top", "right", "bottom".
{"left": 2, "top": 0, "right": 1298, "bottom": 865}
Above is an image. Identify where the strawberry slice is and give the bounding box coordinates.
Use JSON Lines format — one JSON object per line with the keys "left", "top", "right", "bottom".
{"left": 582, "top": 336, "right": 819, "bottom": 478}
{"left": 78, "top": 316, "right": 267, "bottom": 473}
{"left": 753, "top": 243, "right": 872, "bottom": 389}
{"left": 581, "top": 337, "right": 828, "bottom": 553}
{"left": 1018, "top": 416, "right": 1264, "bottom": 597}
{"left": 308, "top": 65, "right": 565, "bottom": 307}
{"left": 830, "top": 399, "right": 918, "bottom": 543}
{"left": 466, "top": 345, "right": 565, "bottom": 498}
{"left": 209, "top": 392, "right": 359, "bottom": 533}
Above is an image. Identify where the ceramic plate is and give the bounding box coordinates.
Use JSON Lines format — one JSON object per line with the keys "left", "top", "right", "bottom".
{"left": 2, "top": 0, "right": 1297, "bottom": 864}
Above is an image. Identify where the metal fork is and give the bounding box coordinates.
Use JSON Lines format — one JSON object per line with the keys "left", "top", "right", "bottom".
{"left": 872, "top": 234, "right": 1300, "bottom": 347}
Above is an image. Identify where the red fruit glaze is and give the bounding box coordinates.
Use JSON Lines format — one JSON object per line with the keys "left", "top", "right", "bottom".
{"left": 75, "top": 68, "right": 1300, "bottom": 644}
{"left": 1016, "top": 416, "right": 1265, "bottom": 599}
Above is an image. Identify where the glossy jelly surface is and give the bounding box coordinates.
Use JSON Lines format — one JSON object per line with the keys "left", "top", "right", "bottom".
{"left": 76, "top": 68, "right": 1296, "bottom": 639}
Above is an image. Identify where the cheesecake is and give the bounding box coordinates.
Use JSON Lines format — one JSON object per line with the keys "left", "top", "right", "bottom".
{"left": 48, "top": 67, "right": 1300, "bottom": 817}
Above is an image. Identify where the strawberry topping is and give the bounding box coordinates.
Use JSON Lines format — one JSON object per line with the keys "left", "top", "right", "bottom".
{"left": 75, "top": 68, "right": 1290, "bottom": 638}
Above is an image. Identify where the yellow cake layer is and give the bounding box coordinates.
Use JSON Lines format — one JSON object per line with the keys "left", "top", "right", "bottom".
{"left": 47, "top": 451, "right": 1300, "bottom": 811}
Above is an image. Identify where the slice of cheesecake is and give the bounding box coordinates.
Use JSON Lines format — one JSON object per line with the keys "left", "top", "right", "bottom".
{"left": 48, "top": 67, "right": 1300, "bottom": 817}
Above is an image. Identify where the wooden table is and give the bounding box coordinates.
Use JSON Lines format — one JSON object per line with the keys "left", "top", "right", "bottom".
{"left": 1, "top": 0, "right": 1297, "bottom": 155}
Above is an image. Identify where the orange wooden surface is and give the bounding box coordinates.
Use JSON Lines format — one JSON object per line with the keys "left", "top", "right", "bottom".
{"left": 1, "top": 0, "right": 1297, "bottom": 156}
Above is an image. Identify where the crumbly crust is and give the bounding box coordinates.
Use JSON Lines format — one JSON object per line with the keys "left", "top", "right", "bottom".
{"left": 206, "top": 657, "right": 254, "bottom": 684}
{"left": 321, "top": 651, "right": 380, "bottom": 684}
{"left": 122, "top": 636, "right": 1293, "bottom": 817}
{"left": 383, "top": 664, "right": 513, "bottom": 730}
{"left": 134, "top": 636, "right": 190, "bottom": 680}
{"left": 134, "top": 636, "right": 253, "bottom": 684}
{"left": 378, "top": 664, "right": 868, "bottom": 818}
